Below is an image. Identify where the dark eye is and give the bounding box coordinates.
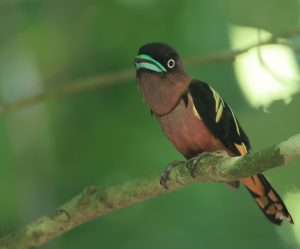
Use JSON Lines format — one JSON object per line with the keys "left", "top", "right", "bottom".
{"left": 167, "top": 59, "right": 175, "bottom": 69}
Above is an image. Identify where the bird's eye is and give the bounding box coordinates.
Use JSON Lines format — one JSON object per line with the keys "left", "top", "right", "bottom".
{"left": 167, "top": 59, "right": 175, "bottom": 69}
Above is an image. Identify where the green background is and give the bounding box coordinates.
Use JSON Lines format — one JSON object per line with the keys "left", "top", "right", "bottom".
{"left": 0, "top": 0, "right": 300, "bottom": 248}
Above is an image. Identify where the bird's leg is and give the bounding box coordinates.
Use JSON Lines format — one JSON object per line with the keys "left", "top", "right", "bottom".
{"left": 186, "top": 152, "right": 211, "bottom": 178}
{"left": 160, "top": 160, "right": 186, "bottom": 189}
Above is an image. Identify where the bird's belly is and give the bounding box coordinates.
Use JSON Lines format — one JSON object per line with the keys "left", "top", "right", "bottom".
{"left": 158, "top": 100, "right": 230, "bottom": 159}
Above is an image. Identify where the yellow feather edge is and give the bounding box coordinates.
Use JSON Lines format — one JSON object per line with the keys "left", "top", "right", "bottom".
{"left": 234, "top": 143, "right": 248, "bottom": 155}
{"left": 192, "top": 104, "right": 201, "bottom": 119}
{"left": 216, "top": 104, "right": 223, "bottom": 123}
{"left": 229, "top": 108, "right": 241, "bottom": 136}
{"left": 209, "top": 86, "right": 224, "bottom": 123}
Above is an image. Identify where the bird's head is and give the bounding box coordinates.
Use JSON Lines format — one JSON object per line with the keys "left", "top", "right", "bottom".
{"left": 135, "top": 42, "right": 185, "bottom": 76}
{"left": 134, "top": 43, "right": 190, "bottom": 116}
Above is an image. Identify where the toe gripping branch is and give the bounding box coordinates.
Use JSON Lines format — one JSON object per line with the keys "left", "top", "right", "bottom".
{"left": 160, "top": 151, "right": 230, "bottom": 189}
{"left": 160, "top": 160, "right": 186, "bottom": 189}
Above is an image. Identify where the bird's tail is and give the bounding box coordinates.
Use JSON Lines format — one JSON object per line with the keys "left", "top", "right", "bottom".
{"left": 241, "top": 174, "right": 293, "bottom": 225}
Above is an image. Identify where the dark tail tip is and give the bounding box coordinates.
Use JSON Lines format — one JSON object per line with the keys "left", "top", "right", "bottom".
{"left": 242, "top": 174, "right": 293, "bottom": 225}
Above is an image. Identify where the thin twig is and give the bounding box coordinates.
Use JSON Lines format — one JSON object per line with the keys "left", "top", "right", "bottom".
{"left": 0, "top": 133, "right": 299, "bottom": 249}
{"left": 1, "top": 27, "right": 300, "bottom": 115}
{"left": 0, "top": 69, "right": 134, "bottom": 114}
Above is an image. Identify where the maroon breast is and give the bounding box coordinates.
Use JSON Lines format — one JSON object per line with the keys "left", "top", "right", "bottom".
{"left": 157, "top": 95, "right": 232, "bottom": 159}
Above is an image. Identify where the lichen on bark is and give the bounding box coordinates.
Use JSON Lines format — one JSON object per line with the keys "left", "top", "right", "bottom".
{"left": 0, "top": 133, "right": 299, "bottom": 249}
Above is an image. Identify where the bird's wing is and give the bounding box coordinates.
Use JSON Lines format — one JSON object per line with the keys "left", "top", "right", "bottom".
{"left": 188, "top": 80, "right": 294, "bottom": 224}
{"left": 188, "top": 79, "right": 251, "bottom": 156}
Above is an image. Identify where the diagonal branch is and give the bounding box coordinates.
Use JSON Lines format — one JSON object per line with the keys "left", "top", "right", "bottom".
{"left": 0, "top": 133, "right": 299, "bottom": 249}
{"left": 1, "top": 27, "right": 300, "bottom": 115}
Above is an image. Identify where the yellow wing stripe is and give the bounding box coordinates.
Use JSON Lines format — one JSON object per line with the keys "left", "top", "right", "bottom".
{"left": 192, "top": 104, "right": 201, "bottom": 119}
{"left": 229, "top": 108, "right": 241, "bottom": 136}
{"left": 234, "top": 143, "right": 248, "bottom": 155}
{"left": 211, "top": 88, "right": 220, "bottom": 112}
{"left": 216, "top": 103, "right": 223, "bottom": 123}
{"left": 209, "top": 86, "right": 224, "bottom": 123}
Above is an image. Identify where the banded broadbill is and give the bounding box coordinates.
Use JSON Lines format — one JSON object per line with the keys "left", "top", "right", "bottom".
{"left": 134, "top": 42, "right": 293, "bottom": 225}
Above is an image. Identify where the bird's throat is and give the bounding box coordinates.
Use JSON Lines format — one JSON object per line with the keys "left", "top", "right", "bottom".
{"left": 137, "top": 72, "right": 191, "bottom": 116}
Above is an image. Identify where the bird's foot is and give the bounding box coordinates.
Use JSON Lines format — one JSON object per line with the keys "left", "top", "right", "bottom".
{"left": 160, "top": 160, "right": 186, "bottom": 189}
{"left": 186, "top": 152, "right": 211, "bottom": 178}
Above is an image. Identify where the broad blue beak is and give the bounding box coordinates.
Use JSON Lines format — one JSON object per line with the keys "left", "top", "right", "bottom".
{"left": 135, "top": 54, "right": 167, "bottom": 73}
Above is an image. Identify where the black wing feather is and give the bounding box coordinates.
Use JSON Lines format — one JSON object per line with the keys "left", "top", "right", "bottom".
{"left": 189, "top": 79, "right": 251, "bottom": 156}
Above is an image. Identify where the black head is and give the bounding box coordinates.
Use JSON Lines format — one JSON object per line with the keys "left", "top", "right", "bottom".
{"left": 134, "top": 43, "right": 191, "bottom": 115}
{"left": 135, "top": 42, "right": 184, "bottom": 74}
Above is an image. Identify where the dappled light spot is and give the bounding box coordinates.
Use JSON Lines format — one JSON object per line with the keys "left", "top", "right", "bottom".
{"left": 229, "top": 25, "right": 300, "bottom": 109}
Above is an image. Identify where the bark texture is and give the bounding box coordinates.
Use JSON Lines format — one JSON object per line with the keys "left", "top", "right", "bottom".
{"left": 0, "top": 133, "right": 299, "bottom": 249}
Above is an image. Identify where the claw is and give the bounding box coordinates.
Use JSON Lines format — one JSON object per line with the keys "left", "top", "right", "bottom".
{"left": 186, "top": 152, "right": 210, "bottom": 178}
{"left": 160, "top": 160, "right": 185, "bottom": 189}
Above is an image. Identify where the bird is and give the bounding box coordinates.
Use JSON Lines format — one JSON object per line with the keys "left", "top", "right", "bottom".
{"left": 134, "top": 42, "right": 293, "bottom": 225}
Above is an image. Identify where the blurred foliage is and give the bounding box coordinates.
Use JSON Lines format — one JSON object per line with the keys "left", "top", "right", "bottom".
{"left": 0, "top": 0, "right": 300, "bottom": 249}
{"left": 228, "top": 0, "right": 299, "bottom": 33}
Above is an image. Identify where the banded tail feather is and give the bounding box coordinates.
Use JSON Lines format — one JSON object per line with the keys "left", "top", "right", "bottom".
{"left": 241, "top": 174, "right": 293, "bottom": 225}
